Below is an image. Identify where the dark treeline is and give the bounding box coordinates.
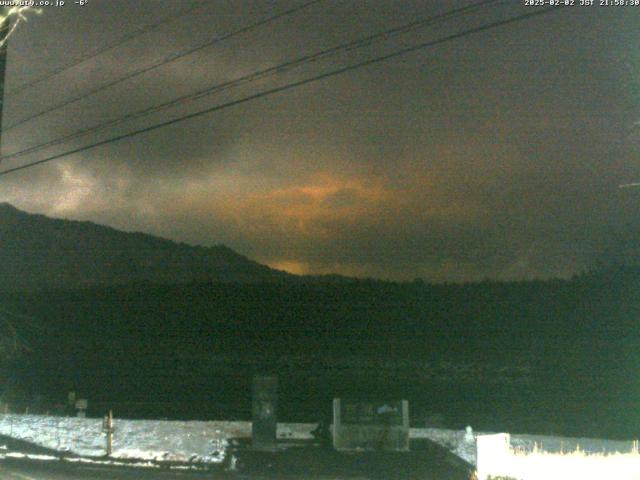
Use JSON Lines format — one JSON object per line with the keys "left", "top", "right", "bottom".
{"left": 1, "top": 267, "right": 639, "bottom": 438}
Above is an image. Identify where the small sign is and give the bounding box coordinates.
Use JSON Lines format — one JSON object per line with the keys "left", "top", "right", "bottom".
{"left": 75, "top": 399, "right": 88, "bottom": 410}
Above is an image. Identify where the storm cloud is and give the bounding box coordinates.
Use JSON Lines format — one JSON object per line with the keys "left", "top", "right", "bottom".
{"left": 1, "top": 0, "right": 639, "bottom": 281}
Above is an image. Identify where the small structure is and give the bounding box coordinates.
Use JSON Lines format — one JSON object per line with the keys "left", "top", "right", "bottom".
{"left": 333, "top": 398, "right": 409, "bottom": 451}
{"left": 252, "top": 375, "right": 278, "bottom": 450}
{"left": 465, "top": 425, "right": 475, "bottom": 443}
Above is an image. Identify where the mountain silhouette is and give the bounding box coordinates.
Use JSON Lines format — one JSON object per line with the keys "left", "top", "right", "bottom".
{"left": 0, "top": 203, "right": 290, "bottom": 289}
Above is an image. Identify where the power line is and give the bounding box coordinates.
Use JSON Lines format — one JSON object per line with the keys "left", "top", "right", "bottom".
{"left": 0, "top": 5, "right": 565, "bottom": 178}
{"left": 5, "top": 0, "right": 210, "bottom": 97}
{"left": 0, "top": 0, "right": 503, "bottom": 164}
{"left": 2, "top": 0, "right": 324, "bottom": 132}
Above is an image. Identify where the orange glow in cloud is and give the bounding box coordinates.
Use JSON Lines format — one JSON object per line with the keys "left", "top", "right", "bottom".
{"left": 208, "top": 172, "right": 394, "bottom": 238}
{"left": 268, "top": 260, "right": 310, "bottom": 275}
{"left": 130, "top": 165, "right": 489, "bottom": 279}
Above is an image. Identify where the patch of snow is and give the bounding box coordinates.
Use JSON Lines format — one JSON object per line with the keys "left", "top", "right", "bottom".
{"left": 411, "top": 427, "right": 639, "bottom": 468}
{"left": 411, "top": 427, "right": 483, "bottom": 464}
{"left": 0, "top": 414, "right": 231, "bottom": 463}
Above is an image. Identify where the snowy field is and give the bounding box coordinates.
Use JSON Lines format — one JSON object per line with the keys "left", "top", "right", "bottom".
{"left": 0, "top": 414, "right": 635, "bottom": 470}
{"left": 0, "top": 415, "right": 316, "bottom": 464}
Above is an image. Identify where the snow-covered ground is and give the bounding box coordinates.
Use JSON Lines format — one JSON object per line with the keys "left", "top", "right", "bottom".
{"left": 411, "top": 427, "right": 638, "bottom": 467}
{"left": 0, "top": 415, "right": 317, "bottom": 464}
{"left": 411, "top": 427, "right": 479, "bottom": 464}
{"left": 0, "top": 414, "right": 634, "bottom": 469}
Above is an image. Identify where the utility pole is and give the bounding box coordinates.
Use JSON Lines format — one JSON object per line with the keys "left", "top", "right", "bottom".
{"left": 0, "top": 7, "right": 11, "bottom": 158}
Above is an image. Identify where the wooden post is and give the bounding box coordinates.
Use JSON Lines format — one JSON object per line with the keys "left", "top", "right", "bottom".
{"left": 103, "top": 410, "right": 113, "bottom": 456}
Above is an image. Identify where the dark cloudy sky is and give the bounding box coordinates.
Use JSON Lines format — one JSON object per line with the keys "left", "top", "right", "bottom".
{"left": 0, "top": 0, "right": 638, "bottom": 281}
